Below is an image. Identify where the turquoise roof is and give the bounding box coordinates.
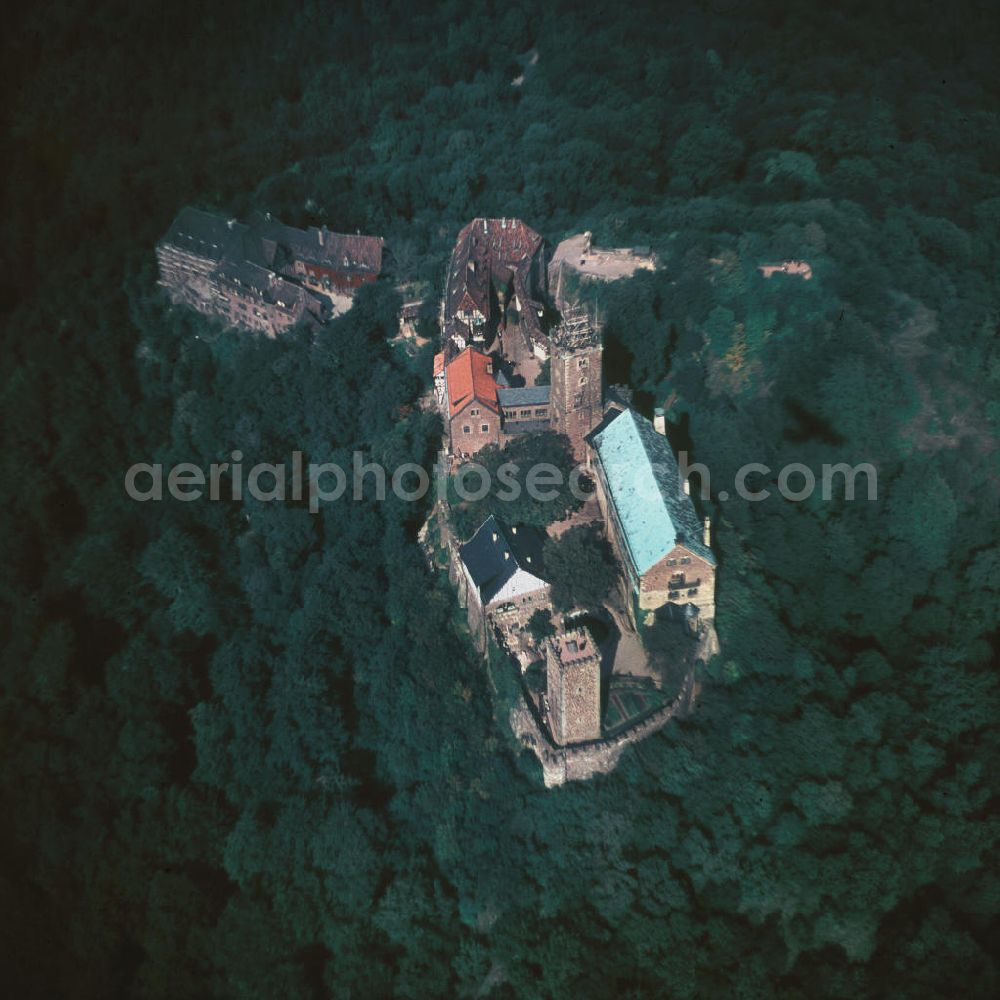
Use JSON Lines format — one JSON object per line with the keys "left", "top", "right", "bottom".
{"left": 591, "top": 409, "right": 715, "bottom": 576}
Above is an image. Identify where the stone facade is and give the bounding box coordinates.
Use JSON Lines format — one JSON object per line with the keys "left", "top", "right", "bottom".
{"left": 156, "top": 207, "right": 382, "bottom": 337}
{"left": 590, "top": 407, "right": 716, "bottom": 621}
{"left": 451, "top": 399, "right": 502, "bottom": 458}
{"left": 544, "top": 627, "right": 603, "bottom": 745}
{"left": 548, "top": 310, "right": 604, "bottom": 462}
{"left": 638, "top": 544, "right": 716, "bottom": 619}
{"left": 438, "top": 222, "right": 607, "bottom": 462}
{"left": 452, "top": 515, "right": 551, "bottom": 650}
{"left": 439, "top": 348, "right": 502, "bottom": 458}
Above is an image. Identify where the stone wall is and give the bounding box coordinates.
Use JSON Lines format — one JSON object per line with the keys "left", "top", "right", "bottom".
{"left": 510, "top": 666, "right": 697, "bottom": 788}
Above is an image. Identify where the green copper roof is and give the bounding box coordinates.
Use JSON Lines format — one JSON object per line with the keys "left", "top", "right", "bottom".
{"left": 591, "top": 409, "right": 715, "bottom": 576}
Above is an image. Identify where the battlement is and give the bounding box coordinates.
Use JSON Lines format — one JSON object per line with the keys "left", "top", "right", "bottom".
{"left": 551, "top": 628, "right": 600, "bottom": 667}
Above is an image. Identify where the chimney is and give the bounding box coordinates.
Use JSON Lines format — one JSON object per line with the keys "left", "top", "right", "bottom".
{"left": 492, "top": 531, "right": 498, "bottom": 543}
{"left": 703, "top": 517, "right": 711, "bottom": 549}
{"left": 504, "top": 551, "right": 510, "bottom": 561}
{"left": 317, "top": 228, "right": 325, "bottom": 247}
{"left": 653, "top": 407, "right": 666, "bottom": 435}
{"left": 683, "top": 479, "right": 691, "bottom": 496}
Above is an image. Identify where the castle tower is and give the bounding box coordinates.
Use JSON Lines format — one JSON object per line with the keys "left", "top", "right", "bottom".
{"left": 545, "top": 626, "right": 603, "bottom": 745}
{"left": 549, "top": 308, "right": 603, "bottom": 462}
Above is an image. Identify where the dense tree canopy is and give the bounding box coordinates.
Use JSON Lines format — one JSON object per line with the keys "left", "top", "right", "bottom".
{"left": 1, "top": 1, "right": 998, "bottom": 997}
{"left": 543, "top": 525, "right": 619, "bottom": 612}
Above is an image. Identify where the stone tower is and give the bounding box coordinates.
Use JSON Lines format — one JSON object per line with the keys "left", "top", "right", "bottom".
{"left": 546, "top": 626, "right": 603, "bottom": 745}
{"left": 548, "top": 307, "right": 603, "bottom": 462}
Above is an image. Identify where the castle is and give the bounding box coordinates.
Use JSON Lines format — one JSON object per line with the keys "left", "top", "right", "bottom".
{"left": 434, "top": 216, "right": 603, "bottom": 463}
{"left": 156, "top": 207, "right": 717, "bottom": 777}
{"left": 156, "top": 207, "right": 384, "bottom": 337}
{"left": 441, "top": 217, "right": 717, "bottom": 770}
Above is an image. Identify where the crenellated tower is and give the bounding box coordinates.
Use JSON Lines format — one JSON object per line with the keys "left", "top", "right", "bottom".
{"left": 545, "top": 625, "right": 603, "bottom": 745}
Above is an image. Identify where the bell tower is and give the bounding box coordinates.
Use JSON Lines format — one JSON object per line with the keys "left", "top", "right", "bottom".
{"left": 548, "top": 307, "right": 603, "bottom": 462}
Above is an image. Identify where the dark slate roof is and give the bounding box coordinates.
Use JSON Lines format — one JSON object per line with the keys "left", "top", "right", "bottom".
{"left": 458, "top": 514, "right": 546, "bottom": 604}
{"left": 250, "top": 213, "right": 384, "bottom": 273}
{"left": 161, "top": 208, "right": 385, "bottom": 278}
{"left": 214, "top": 260, "right": 309, "bottom": 310}
{"left": 160, "top": 207, "right": 247, "bottom": 262}
{"left": 497, "top": 384, "right": 551, "bottom": 408}
{"left": 502, "top": 419, "right": 551, "bottom": 436}
{"left": 591, "top": 408, "right": 716, "bottom": 573}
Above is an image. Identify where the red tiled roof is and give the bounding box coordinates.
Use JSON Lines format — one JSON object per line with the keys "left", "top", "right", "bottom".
{"left": 445, "top": 348, "right": 499, "bottom": 417}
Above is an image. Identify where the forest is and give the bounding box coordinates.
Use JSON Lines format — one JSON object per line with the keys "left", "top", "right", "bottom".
{"left": 1, "top": 0, "right": 998, "bottom": 996}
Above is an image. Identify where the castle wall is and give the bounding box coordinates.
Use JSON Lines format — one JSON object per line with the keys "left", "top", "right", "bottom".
{"left": 510, "top": 667, "right": 697, "bottom": 788}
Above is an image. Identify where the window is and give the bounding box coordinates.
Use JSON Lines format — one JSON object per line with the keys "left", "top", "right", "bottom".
{"left": 687, "top": 588, "right": 698, "bottom": 596}
{"left": 668, "top": 591, "right": 679, "bottom": 600}
{"left": 481, "top": 424, "right": 489, "bottom": 433}
{"left": 535, "top": 408, "right": 547, "bottom": 417}
{"left": 579, "top": 376, "right": 588, "bottom": 385}
{"left": 667, "top": 559, "right": 677, "bottom": 566}
{"left": 520, "top": 409, "right": 532, "bottom": 418}
{"left": 578, "top": 358, "right": 589, "bottom": 369}
{"left": 463, "top": 425, "right": 471, "bottom": 434}
{"left": 680, "top": 557, "right": 691, "bottom": 565}
{"left": 470, "top": 408, "right": 480, "bottom": 416}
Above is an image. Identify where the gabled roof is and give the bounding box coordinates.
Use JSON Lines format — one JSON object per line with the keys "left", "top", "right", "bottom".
{"left": 249, "top": 214, "right": 384, "bottom": 273}
{"left": 213, "top": 260, "right": 309, "bottom": 311}
{"left": 445, "top": 217, "right": 544, "bottom": 334}
{"left": 591, "top": 409, "right": 716, "bottom": 575}
{"left": 445, "top": 347, "right": 499, "bottom": 418}
{"left": 459, "top": 515, "right": 547, "bottom": 604}
{"left": 159, "top": 207, "right": 247, "bottom": 262}
{"left": 497, "top": 384, "right": 551, "bottom": 408}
